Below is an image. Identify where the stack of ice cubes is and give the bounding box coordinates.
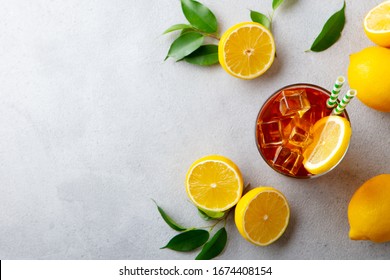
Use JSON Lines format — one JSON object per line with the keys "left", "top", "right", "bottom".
{"left": 259, "top": 89, "right": 315, "bottom": 175}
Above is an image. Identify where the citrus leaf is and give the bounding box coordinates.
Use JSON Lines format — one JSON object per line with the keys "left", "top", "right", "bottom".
{"left": 195, "top": 227, "right": 227, "bottom": 260}
{"left": 165, "top": 32, "right": 204, "bottom": 61}
{"left": 250, "top": 10, "right": 271, "bottom": 30}
{"left": 198, "top": 207, "right": 225, "bottom": 219}
{"left": 181, "top": 28, "right": 196, "bottom": 35}
{"left": 153, "top": 200, "right": 186, "bottom": 231}
{"left": 163, "top": 23, "right": 192, "bottom": 34}
{"left": 161, "top": 229, "right": 209, "bottom": 252}
{"left": 197, "top": 207, "right": 225, "bottom": 220}
{"left": 184, "top": 44, "right": 219, "bottom": 66}
{"left": 309, "top": 1, "right": 346, "bottom": 52}
{"left": 181, "top": 0, "right": 218, "bottom": 34}
{"left": 272, "top": 0, "right": 284, "bottom": 10}
{"left": 198, "top": 208, "right": 213, "bottom": 221}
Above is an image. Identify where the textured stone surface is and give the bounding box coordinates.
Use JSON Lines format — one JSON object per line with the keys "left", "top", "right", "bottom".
{"left": 0, "top": 0, "right": 389, "bottom": 259}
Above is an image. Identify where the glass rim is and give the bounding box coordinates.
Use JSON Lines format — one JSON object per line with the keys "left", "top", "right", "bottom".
{"left": 255, "top": 83, "right": 350, "bottom": 179}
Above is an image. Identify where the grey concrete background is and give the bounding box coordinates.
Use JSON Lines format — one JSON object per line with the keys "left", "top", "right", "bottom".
{"left": 0, "top": 0, "right": 389, "bottom": 259}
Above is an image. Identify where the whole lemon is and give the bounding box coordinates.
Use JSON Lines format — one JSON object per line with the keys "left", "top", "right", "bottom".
{"left": 348, "top": 46, "right": 390, "bottom": 112}
{"left": 348, "top": 174, "right": 390, "bottom": 242}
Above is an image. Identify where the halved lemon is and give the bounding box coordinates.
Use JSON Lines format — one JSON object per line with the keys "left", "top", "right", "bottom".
{"left": 235, "top": 187, "right": 290, "bottom": 246}
{"left": 303, "top": 116, "right": 352, "bottom": 175}
{"left": 364, "top": 1, "right": 390, "bottom": 47}
{"left": 218, "top": 22, "right": 276, "bottom": 80}
{"left": 185, "top": 155, "right": 243, "bottom": 212}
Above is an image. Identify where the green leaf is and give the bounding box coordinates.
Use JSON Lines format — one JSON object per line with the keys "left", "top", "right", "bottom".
{"left": 181, "top": 28, "right": 196, "bottom": 35}
{"left": 181, "top": 0, "right": 218, "bottom": 34}
{"left": 309, "top": 1, "right": 346, "bottom": 52}
{"left": 197, "top": 207, "right": 225, "bottom": 220}
{"left": 198, "top": 208, "right": 213, "bottom": 221}
{"left": 161, "top": 229, "right": 209, "bottom": 252}
{"left": 197, "top": 208, "right": 225, "bottom": 220}
{"left": 272, "top": 0, "right": 284, "bottom": 10}
{"left": 195, "top": 227, "right": 227, "bottom": 260}
{"left": 163, "top": 23, "right": 192, "bottom": 34}
{"left": 166, "top": 32, "right": 204, "bottom": 61}
{"left": 250, "top": 10, "right": 271, "bottom": 30}
{"left": 153, "top": 200, "right": 186, "bottom": 231}
{"left": 184, "top": 44, "right": 219, "bottom": 66}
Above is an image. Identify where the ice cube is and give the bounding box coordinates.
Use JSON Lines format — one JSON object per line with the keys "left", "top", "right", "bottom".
{"left": 279, "top": 89, "right": 311, "bottom": 117}
{"left": 280, "top": 116, "right": 295, "bottom": 140}
{"left": 289, "top": 117, "right": 313, "bottom": 148}
{"left": 272, "top": 146, "right": 304, "bottom": 175}
{"left": 258, "top": 119, "right": 285, "bottom": 148}
{"left": 261, "top": 100, "right": 283, "bottom": 122}
{"left": 302, "top": 104, "right": 328, "bottom": 124}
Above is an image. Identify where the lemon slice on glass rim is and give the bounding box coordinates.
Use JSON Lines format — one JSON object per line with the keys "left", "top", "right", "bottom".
{"left": 303, "top": 116, "right": 352, "bottom": 175}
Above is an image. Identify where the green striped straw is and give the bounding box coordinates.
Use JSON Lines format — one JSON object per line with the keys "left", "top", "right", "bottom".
{"left": 332, "top": 89, "right": 357, "bottom": 115}
{"left": 327, "top": 76, "right": 345, "bottom": 108}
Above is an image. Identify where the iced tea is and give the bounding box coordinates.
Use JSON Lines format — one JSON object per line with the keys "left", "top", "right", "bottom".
{"left": 255, "top": 84, "right": 349, "bottom": 178}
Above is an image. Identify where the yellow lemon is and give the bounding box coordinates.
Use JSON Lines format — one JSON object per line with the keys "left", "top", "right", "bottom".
{"left": 348, "top": 174, "right": 390, "bottom": 243}
{"left": 364, "top": 1, "right": 390, "bottom": 47}
{"left": 218, "top": 22, "right": 276, "bottom": 80}
{"left": 235, "top": 187, "right": 290, "bottom": 246}
{"left": 185, "top": 155, "right": 243, "bottom": 212}
{"left": 303, "top": 116, "right": 352, "bottom": 175}
{"left": 348, "top": 46, "right": 390, "bottom": 112}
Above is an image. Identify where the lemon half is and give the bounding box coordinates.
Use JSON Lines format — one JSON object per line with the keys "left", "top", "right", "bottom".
{"left": 364, "top": 1, "right": 390, "bottom": 47}
{"left": 185, "top": 155, "right": 243, "bottom": 212}
{"left": 235, "top": 187, "right": 290, "bottom": 246}
{"left": 218, "top": 22, "right": 276, "bottom": 80}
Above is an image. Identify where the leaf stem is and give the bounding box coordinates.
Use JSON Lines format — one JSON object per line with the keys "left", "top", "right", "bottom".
{"left": 184, "top": 227, "right": 197, "bottom": 232}
{"left": 208, "top": 221, "right": 220, "bottom": 233}
{"left": 206, "top": 33, "right": 220, "bottom": 40}
{"left": 269, "top": 10, "right": 275, "bottom": 23}
{"left": 196, "top": 220, "right": 220, "bottom": 230}
{"left": 266, "top": 11, "right": 274, "bottom": 31}
{"left": 191, "top": 27, "right": 220, "bottom": 40}
{"left": 197, "top": 31, "right": 220, "bottom": 40}
{"left": 221, "top": 207, "right": 234, "bottom": 229}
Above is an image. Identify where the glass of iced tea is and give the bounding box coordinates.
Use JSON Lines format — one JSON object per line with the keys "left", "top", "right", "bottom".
{"left": 255, "top": 83, "right": 350, "bottom": 178}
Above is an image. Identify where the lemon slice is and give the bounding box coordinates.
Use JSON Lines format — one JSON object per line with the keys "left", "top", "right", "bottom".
{"left": 364, "top": 1, "right": 390, "bottom": 47}
{"left": 185, "top": 155, "right": 243, "bottom": 212}
{"left": 235, "top": 187, "right": 290, "bottom": 246}
{"left": 303, "top": 116, "right": 352, "bottom": 175}
{"left": 218, "top": 22, "right": 276, "bottom": 80}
